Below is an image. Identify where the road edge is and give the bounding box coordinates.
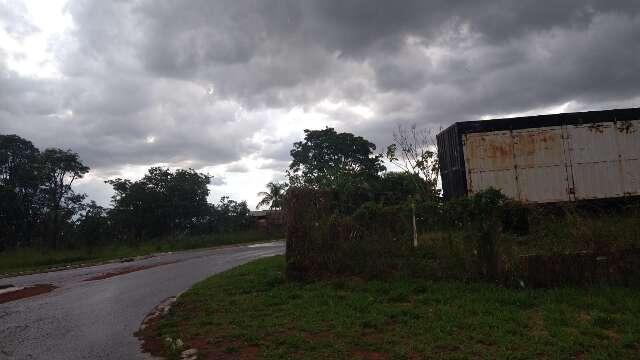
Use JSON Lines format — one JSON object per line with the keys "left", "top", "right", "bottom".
{"left": 0, "top": 240, "right": 284, "bottom": 280}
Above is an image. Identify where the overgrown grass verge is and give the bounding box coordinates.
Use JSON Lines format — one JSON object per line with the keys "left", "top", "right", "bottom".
{"left": 0, "top": 230, "right": 281, "bottom": 275}
{"left": 148, "top": 256, "right": 640, "bottom": 360}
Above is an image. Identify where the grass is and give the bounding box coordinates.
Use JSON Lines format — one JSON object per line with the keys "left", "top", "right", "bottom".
{"left": 151, "top": 256, "right": 640, "bottom": 359}
{"left": 0, "top": 230, "right": 281, "bottom": 275}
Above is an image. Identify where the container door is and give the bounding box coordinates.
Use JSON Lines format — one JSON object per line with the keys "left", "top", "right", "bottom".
{"left": 615, "top": 119, "right": 640, "bottom": 196}
{"left": 512, "top": 126, "right": 572, "bottom": 202}
{"left": 567, "top": 122, "right": 625, "bottom": 200}
{"left": 463, "top": 131, "right": 518, "bottom": 199}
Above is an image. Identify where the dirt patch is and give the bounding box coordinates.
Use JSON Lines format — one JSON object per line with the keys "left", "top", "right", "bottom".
{"left": 529, "top": 309, "right": 549, "bottom": 337}
{"left": 351, "top": 348, "right": 391, "bottom": 360}
{"left": 136, "top": 316, "right": 169, "bottom": 357}
{"left": 0, "top": 284, "right": 57, "bottom": 304}
{"left": 183, "top": 340, "right": 260, "bottom": 360}
{"left": 137, "top": 302, "right": 260, "bottom": 360}
{"left": 577, "top": 311, "right": 592, "bottom": 322}
{"left": 135, "top": 296, "right": 179, "bottom": 357}
{"left": 603, "top": 329, "right": 621, "bottom": 343}
{"left": 84, "top": 261, "right": 176, "bottom": 281}
{"left": 138, "top": 321, "right": 261, "bottom": 360}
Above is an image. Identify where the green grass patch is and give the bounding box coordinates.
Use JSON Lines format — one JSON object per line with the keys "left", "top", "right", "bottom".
{"left": 152, "top": 256, "right": 640, "bottom": 359}
{"left": 0, "top": 230, "right": 280, "bottom": 274}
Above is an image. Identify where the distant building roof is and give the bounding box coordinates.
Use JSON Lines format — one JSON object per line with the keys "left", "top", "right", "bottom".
{"left": 250, "top": 210, "right": 281, "bottom": 217}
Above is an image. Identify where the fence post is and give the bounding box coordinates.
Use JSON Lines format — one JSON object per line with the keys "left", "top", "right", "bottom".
{"left": 412, "top": 200, "right": 417, "bottom": 248}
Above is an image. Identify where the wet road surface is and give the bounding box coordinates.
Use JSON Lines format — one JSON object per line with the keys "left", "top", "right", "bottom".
{"left": 0, "top": 241, "right": 285, "bottom": 360}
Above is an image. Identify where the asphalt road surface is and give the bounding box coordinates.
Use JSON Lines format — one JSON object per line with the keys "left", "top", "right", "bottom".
{"left": 0, "top": 241, "right": 285, "bottom": 360}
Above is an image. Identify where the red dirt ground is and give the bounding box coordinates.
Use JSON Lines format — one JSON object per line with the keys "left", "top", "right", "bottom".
{"left": 84, "top": 261, "right": 176, "bottom": 281}
{"left": 0, "top": 284, "right": 57, "bottom": 304}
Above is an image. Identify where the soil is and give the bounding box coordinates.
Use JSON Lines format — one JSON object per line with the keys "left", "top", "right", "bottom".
{"left": 0, "top": 284, "right": 57, "bottom": 304}
{"left": 135, "top": 313, "right": 166, "bottom": 357}
{"left": 84, "top": 261, "right": 176, "bottom": 281}
{"left": 351, "top": 348, "right": 391, "bottom": 360}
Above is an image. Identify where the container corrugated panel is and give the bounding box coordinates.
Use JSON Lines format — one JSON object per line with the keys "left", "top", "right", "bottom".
{"left": 567, "top": 120, "right": 640, "bottom": 200}
{"left": 463, "top": 127, "right": 572, "bottom": 202}
{"left": 437, "top": 107, "right": 640, "bottom": 203}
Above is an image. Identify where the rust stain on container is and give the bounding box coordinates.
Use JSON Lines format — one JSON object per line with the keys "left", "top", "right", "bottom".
{"left": 439, "top": 108, "right": 640, "bottom": 203}
{"left": 617, "top": 120, "right": 636, "bottom": 134}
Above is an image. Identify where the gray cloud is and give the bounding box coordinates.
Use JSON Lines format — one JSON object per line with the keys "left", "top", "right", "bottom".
{"left": 1, "top": 0, "right": 640, "bottom": 205}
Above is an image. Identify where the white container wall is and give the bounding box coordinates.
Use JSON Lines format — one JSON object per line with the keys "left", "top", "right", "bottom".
{"left": 462, "top": 120, "right": 640, "bottom": 203}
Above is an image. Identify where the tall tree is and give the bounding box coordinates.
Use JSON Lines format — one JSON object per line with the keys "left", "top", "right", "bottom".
{"left": 288, "top": 127, "right": 385, "bottom": 188}
{"left": 0, "top": 135, "right": 41, "bottom": 248}
{"left": 257, "top": 182, "right": 288, "bottom": 210}
{"left": 40, "top": 148, "right": 90, "bottom": 248}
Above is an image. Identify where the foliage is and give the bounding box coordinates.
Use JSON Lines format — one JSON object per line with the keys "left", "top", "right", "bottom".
{"left": 288, "top": 127, "right": 385, "bottom": 189}
{"left": 205, "top": 196, "right": 252, "bottom": 233}
{"left": 0, "top": 134, "right": 262, "bottom": 254}
{"left": 385, "top": 124, "right": 439, "bottom": 199}
{"left": 284, "top": 187, "right": 412, "bottom": 280}
{"left": 0, "top": 135, "right": 90, "bottom": 249}
{"left": 257, "top": 181, "right": 288, "bottom": 210}
{"left": 106, "top": 167, "right": 212, "bottom": 240}
{"left": 40, "top": 148, "right": 90, "bottom": 248}
{"left": 151, "top": 256, "right": 640, "bottom": 360}
{"left": 285, "top": 185, "right": 640, "bottom": 287}
{"left": 0, "top": 135, "right": 41, "bottom": 248}
{"left": 372, "top": 171, "right": 430, "bottom": 206}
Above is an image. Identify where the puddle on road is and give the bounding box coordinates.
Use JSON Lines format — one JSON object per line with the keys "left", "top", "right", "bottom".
{"left": 248, "top": 242, "right": 281, "bottom": 248}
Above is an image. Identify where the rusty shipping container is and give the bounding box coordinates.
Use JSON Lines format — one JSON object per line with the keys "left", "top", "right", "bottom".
{"left": 437, "top": 107, "right": 640, "bottom": 203}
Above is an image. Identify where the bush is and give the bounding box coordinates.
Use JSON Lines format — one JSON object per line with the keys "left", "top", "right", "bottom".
{"left": 284, "top": 186, "right": 640, "bottom": 287}
{"left": 284, "top": 187, "right": 510, "bottom": 281}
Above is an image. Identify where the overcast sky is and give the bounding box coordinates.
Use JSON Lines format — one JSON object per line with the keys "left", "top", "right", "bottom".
{"left": 1, "top": 0, "right": 640, "bottom": 208}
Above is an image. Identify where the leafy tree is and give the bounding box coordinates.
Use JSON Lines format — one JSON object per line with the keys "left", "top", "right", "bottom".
{"left": 212, "top": 196, "right": 251, "bottom": 232}
{"left": 106, "top": 167, "right": 212, "bottom": 239}
{"left": 40, "top": 148, "right": 90, "bottom": 248}
{"left": 72, "top": 201, "right": 110, "bottom": 247}
{"left": 0, "top": 135, "right": 42, "bottom": 248}
{"left": 288, "top": 127, "right": 385, "bottom": 188}
{"left": 373, "top": 171, "right": 430, "bottom": 205}
{"left": 257, "top": 181, "right": 288, "bottom": 210}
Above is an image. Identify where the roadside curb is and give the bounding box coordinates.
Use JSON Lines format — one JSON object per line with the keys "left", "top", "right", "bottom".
{"left": 136, "top": 293, "right": 200, "bottom": 360}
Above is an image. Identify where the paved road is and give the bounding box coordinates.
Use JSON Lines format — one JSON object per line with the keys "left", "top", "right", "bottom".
{"left": 0, "top": 241, "right": 285, "bottom": 360}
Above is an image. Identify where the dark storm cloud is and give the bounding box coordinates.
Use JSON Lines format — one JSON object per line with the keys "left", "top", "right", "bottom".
{"left": 2, "top": 0, "right": 640, "bottom": 177}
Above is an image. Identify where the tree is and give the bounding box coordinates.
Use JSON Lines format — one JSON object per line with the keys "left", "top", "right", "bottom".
{"left": 288, "top": 127, "right": 385, "bottom": 188}
{"left": 106, "top": 167, "right": 212, "bottom": 239}
{"left": 0, "top": 135, "right": 42, "bottom": 248}
{"left": 257, "top": 182, "right": 288, "bottom": 210}
{"left": 386, "top": 124, "right": 440, "bottom": 199}
{"left": 72, "top": 201, "right": 110, "bottom": 247}
{"left": 40, "top": 148, "right": 90, "bottom": 248}
{"left": 373, "top": 171, "right": 430, "bottom": 205}
{"left": 212, "top": 196, "right": 251, "bottom": 232}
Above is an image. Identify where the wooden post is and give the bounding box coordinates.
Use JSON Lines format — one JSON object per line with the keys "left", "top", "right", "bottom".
{"left": 412, "top": 201, "right": 418, "bottom": 248}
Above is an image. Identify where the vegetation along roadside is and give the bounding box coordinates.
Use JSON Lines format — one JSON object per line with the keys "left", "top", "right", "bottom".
{"left": 0, "top": 230, "right": 279, "bottom": 275}
{"left": 141, "top": 256, "right": 640, "bottom": 360}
